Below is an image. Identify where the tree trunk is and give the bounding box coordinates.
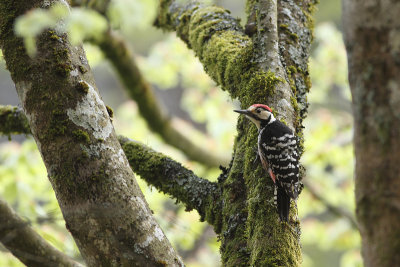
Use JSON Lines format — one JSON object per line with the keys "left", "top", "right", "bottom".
{"left": 343, "top": 1, "right": 400, "bottom": 266}
{"left": 156, "top": 0, "right": 315, "bottom": 265}
{"left": 0, "top": 1, "right": 182, "bottom": 266}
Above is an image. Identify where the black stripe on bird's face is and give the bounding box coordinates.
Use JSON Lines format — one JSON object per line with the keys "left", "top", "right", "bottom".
{"left": 234, "top": 109, "right": 258, "bottom": 119}
{"left": 234, "top": 106, "right": 273, "bottom": 129}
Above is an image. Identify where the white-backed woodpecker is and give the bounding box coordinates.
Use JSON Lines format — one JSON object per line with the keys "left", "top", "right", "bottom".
{"left": 234, "top": 104, "right": 301, "bottom": 222}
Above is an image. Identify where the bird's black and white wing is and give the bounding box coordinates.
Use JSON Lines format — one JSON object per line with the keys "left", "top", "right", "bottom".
{"left": 260, "top": 122, "right": 301, "bottom": 199}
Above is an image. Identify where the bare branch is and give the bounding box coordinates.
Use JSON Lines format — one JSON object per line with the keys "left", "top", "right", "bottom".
{"left": 96, "top": 30, "right": 229, "bottom": 167}
{"left": 0, "top": 198, "right": 83, "bottom": 267}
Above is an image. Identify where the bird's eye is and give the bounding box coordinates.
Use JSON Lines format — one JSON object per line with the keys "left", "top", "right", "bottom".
{"left": 256, "top": 109, "right": 261, "bottom": 113}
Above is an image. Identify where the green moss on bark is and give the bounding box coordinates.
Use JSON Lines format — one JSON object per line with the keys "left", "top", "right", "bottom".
{"left": 0, "top": 105, "right": 31, "bottom": 136}
{"left": 218, "top": 140, "right": 249, "bottom": 266}
{"left": 105, "top": 105, "right": 113, "bottom": 118}
{"left": 157, "top": 2, "right": 283, "bottom": 107}
{"left": 119, "top": 137, "right": 222, "bottom": 230}
{"left": 72, "top": 129, "right": 90, "bottom": 143}
{"left": 76, "top": 80, "right": 89, "bottom": 93}
{"left": 156, "top": 1, "right": 317, "bottom": 265}
{"left": 279, "top": 24, "right": 299, "bottom": 43}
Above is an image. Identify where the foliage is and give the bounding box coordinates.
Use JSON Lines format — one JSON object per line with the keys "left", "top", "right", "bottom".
{"left": 14, "top": 3, "right": 107, "bottom": 56}
{"left": 107, "top": 0, "right": 157, "bottom": 32}
{"left": 0, "top": 140, "right": 80, "bottom": 266}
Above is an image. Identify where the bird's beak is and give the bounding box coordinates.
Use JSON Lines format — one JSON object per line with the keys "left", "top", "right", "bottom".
{"left": 234, "top": 109, "right": 250, "bottom": 115}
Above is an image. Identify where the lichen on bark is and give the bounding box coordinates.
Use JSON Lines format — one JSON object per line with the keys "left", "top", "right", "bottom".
{"left": 119, "top": 136, "right": 223, "bottom": 231}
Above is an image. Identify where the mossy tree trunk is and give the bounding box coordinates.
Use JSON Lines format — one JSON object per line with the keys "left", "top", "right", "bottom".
{"left": 0, "top": 0, "right": 316, "bottom": 266}
{"left": 0, "top": 1, "right": 183, "bottom": 266}
{"left": 343, "top": 1, "right": 400, "bottom": 266}
{"left": 155, "top": 0, "right": 315, "bottom": 265}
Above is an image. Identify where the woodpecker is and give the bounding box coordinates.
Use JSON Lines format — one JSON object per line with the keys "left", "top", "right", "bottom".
{"left": 234, "top": 104, "right": 300, "bottom": 222}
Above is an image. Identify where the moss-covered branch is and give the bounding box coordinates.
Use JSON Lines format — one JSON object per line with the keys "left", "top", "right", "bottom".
{"left": 0, "top": 105, "right": 31, "bottom": 136}
{"left": 155, "top": 0, "right": 304, "bottom": 125}
{"left": 119, "top": 136, "right": 222, "bottom": 229}
{"left": 0, "top": 198, "right": 83, "bottom": 267}
{"left": 156, "top": 1, "right": 270, "bottom": 107}
{"left": 96, "top": 30, "right": 229, "bottom": 167}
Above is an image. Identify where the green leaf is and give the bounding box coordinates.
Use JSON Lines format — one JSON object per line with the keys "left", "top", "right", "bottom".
{"left": 66, "top": 8, "right": 108, "bottom": 45}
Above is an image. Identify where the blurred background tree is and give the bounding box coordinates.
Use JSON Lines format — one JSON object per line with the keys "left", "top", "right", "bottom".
{"left": 0, "top": 0, "right": 362, "bottom": 266}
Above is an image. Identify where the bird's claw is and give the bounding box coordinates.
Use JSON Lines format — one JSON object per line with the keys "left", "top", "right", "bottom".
{"left": 253, "top": 153, "right": 260, "bottom": 164}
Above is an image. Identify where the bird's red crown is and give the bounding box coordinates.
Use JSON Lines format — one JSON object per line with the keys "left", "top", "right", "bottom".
{"left": 251, "top": 104, "right": 272, "bottom": 112}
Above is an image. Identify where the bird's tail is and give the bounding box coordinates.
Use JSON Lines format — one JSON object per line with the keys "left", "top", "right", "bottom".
{"left": 276, "top": 184, "right": 290, "bottom": 222}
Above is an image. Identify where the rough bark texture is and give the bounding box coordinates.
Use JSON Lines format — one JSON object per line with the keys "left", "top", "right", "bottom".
{"left": 0, "top": 1, "right": 182, "bottom": 266}
{"left": 343, "top": 1, "right": 400, "bottom": 266}
{"left": 156, "top": 0, "right": 315, "bottom": 265}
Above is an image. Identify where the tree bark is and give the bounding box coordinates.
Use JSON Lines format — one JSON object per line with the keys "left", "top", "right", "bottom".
{"left": 156, "top": 0, "right": 315, "bottom": 265}
{"left": 343, "top": 0, "right": 400, "bottom": 266}
{"left": 0, "top": 1, "right": 182, "bottom": 266}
